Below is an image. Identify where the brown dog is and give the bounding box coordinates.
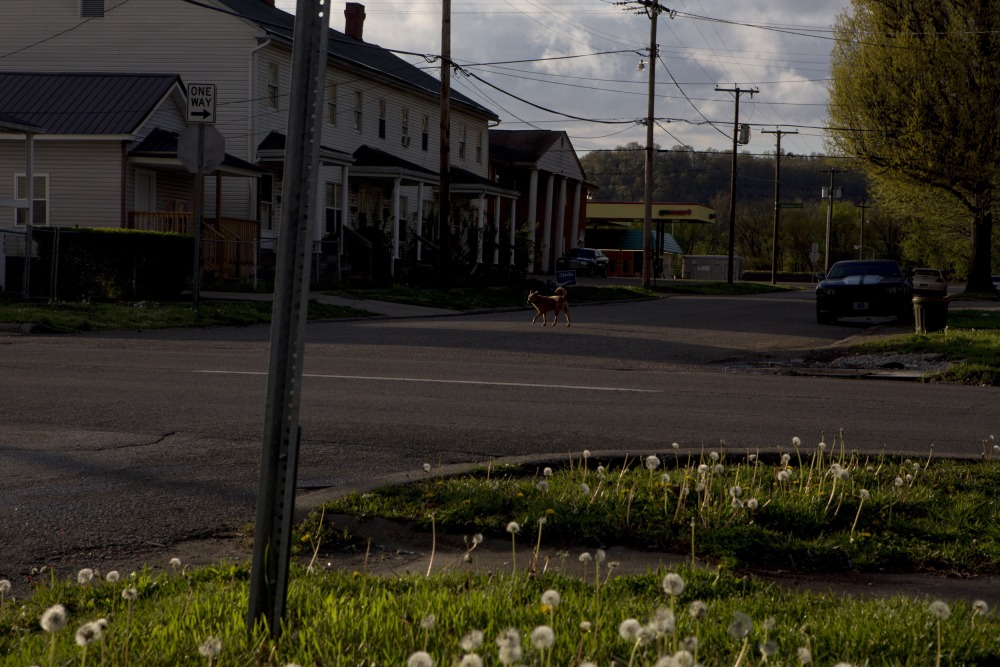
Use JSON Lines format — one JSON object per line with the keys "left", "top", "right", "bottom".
{"left": 527, "top": 286, "right": 571, "bottom": 327}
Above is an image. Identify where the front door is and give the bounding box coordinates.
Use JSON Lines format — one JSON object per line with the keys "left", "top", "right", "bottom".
{"left": 135, "top": 170, "right": 156, "bottom": 211}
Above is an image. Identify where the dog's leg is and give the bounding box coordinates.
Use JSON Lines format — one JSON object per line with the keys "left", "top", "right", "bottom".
{"left": 564, "top": 304, "right": 571, "bottom": 327}
{"left": 531, "top": 311, "right": 540, "bottom": 325}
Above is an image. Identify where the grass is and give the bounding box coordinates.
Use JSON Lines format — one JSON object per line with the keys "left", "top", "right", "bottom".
{"left": 850, "top": 309, "right": 1000, "bottom": 385}
{"left": 0, "top": 298, "right": 376, "bottom": 333}
{"left": 5, "top": 445, "right": 1000, "bottom": 666}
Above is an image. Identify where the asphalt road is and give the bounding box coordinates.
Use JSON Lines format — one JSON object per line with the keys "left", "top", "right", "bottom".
{"left": 2, "top": 289, "right": 997, "bottom": 589}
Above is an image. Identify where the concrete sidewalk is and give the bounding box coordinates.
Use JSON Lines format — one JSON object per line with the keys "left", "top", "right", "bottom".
{"left": 200, "top": 290, "right": 459, "bottom": 319}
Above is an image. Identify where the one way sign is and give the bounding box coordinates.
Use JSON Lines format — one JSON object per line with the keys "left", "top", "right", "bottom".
{"left": 186, "top": 83, "right": 217, "bottom": 124}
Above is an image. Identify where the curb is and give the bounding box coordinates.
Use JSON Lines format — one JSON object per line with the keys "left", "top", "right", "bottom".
{"left": 0, "top": 322, "right": 37, "bottom": 334}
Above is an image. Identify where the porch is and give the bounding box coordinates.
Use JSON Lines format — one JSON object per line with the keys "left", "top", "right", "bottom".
{"left": 127, "top": 211, "right": 260, "bottom": 282}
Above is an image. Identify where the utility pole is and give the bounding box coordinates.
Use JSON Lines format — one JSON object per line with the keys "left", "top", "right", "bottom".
{"left": 623, "top": 0, "right": 673, "bottom": 288}
{"left": 761, "top": 128, "right": 796, "bottom": 285}
{"left": 715, "top": 85, "right": 757, "bottom": 284}
{"left": 438, "top": 0, "right": 452, "bottom": 287}
{"left": 821, "top": 169, "right": 844, "bottom": 272}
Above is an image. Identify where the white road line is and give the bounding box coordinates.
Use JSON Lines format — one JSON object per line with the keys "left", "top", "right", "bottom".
{"left": 194, "top": 370, "right": 661, "bottom": 393}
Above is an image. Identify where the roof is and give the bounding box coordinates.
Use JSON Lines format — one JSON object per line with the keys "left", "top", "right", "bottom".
{"left": 0, "top": 110, "right": 45, "bottom": 134}
{"left": 586, "top": 229, "right": 684, "bottom": 254}
{"left": 0, "top": 72, "right": 180, "bottom": 135}
{"left": 216, "top": 0, "right": 497, "bottom": 121}
{"left": 489, "top": 130, "right": 562, "bottom": 163}
{"left": 256, "top": 130, "right": 354, "bottom": 164}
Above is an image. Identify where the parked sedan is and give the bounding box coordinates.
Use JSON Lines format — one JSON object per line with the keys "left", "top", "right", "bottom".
{"left": 816, "top": 259, "right": 912, "bottom": 324}
{"left": 910, "top": 267, "right": 948, "bottom": 296}
{"left": 555, "top": 247, "right": 609, "bottom": 277}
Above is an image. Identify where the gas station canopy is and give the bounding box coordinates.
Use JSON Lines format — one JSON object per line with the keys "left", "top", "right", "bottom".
{"left": 586, "top": 201, "right": 716, "bottom": 226}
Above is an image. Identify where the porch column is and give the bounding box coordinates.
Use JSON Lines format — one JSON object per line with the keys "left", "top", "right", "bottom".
{"left": 508, "top": 198, "right": 517, "bottom": 266}
{"left": 571, "top": 180, "right": 583, "bottom": 247}
{"left": 391, "top": 176, "right": 401, "bottom": 276}
{"left": 340, "top": 165, "right": 350, "bottom": 268}
{"left": 493, "top": 194, "right": 501, "bottom": 265}
{"left": 527, "top": 168, "right": 538, "bottom": 273}
{"left": 555, "top": 176, "right": 567, "bottom": 260}
{"left": 541, "top": 173, "right": 555, "bottom": 273}
{"left": 416, "top": 181, "right": 425, "bottom": 261}
{"left": 476, "top": 192, "right": 485, "bottom": 264}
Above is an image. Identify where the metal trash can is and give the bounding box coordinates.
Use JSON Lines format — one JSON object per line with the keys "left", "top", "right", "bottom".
{"left": 912, "top": 294, "right": 950, "bottom": 334}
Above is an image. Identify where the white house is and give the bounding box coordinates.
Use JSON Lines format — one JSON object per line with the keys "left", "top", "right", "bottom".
{"left": 0, "top": 0, "right": 520, "bottom": 283}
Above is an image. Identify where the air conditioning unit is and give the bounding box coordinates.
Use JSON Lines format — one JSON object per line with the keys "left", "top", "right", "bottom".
{"left": 401, "top": 135, "right": 411, "bottom": 147}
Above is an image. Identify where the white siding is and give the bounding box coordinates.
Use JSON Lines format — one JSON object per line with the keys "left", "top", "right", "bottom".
{"left": 537, "top": 135, "right": 584, "bottom": 180}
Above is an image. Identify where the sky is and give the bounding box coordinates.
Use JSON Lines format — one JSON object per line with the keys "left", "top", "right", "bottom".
{"left": 276, "top": 0, "right": 853, "bottom": 158}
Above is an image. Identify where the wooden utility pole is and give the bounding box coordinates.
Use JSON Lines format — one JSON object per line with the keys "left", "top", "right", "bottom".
{"left": 715, "top": 85, "right": 757, "bottom": 283}
{"left": 821, "top": 169, "right": 845, "bottom": 272}
{"left": 761, "top": 128, "right": 796, "bottom": 284}
{"left": 438, "top": 0, "right": 452, "bottom": 286}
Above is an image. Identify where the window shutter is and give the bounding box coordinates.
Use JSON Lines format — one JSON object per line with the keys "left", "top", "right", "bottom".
{"left": 81, "top": 0, "right": 105, "bottom": 17}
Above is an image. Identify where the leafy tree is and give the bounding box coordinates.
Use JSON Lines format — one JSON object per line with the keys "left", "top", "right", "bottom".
{"left": 827, "top": 0, "right": 1000, "bottom": 292}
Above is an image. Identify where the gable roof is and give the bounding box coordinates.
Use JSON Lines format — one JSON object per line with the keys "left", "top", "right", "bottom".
{"left": 215, "top": 0, "right": 498, "bottom": 121}
{"left": 130, "top": 127, "right": 265, "bottom": 177}
{"left": 0, "top": 72, "right": 181, "bottom": 135}
{"left": 490, "top": 130, "right": 562, "bottom": 164}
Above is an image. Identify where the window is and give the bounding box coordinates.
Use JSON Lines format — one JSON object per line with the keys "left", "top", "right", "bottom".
{"left": 324, "top": 183, "right": 342, "bottom": 238}
{"left": 458, "top": 125, "right": 467, "bottom": 159}
{"left": 258, "top": 174, "right": 274, "bottom": 232}
{"left": 325, "top": 81, "right": 337, "bottom": 126}
{"left": 421, "top": 115, "right": 430, "bottom": 151}
{"left": 14, "top": 174, "right": 48, "bottom": 226}
{"left": 401, "top": 108, "right": 410, "bottom": 147}
{"left": 80, "top": 0, "right": 104, "bottom": 18}
{"left": 353, "top": 91, "right": 363, "bottom": 131}
{"left": 266, "top": 62, "right": 279, "bottom": 110}
{"left": 476, "top": 130, "right": 483, "bottom": 164}
{"left": 378, "top": 100, "right": 387, "bottom": 139}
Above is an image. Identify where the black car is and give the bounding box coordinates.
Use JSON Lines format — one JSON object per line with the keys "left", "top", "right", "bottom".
{"left": 816, "top": 259, "right": 912, "bottom": 324}
{"left": 555, "top": 247, "right": 609, "bottom": 277}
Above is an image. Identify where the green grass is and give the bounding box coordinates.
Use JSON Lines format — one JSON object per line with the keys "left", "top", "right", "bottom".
{"left": 316, "top": 447, "right": 1000, "bottom": 576}
{"left": 2, "top": 561, "right": 997, "bottom": 666}
{"left": 851, "top": 309, "right": 1000, "bottom": 385}
{"left": 0, "top": 299, "right": 375, "bottom": 333}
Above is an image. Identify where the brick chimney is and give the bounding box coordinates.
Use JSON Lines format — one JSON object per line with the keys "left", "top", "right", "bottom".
{"left": 344, "top": 3, "right": 366, "bottom": 41}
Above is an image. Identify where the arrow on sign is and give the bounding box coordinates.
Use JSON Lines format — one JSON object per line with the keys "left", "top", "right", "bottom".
{"left": 190, "top": 109, "right": 213, "bottom": 120}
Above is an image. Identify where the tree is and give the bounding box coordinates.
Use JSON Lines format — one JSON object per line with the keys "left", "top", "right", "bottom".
{"left": 827, "top": 0, "right": 1000, "bottom": 292}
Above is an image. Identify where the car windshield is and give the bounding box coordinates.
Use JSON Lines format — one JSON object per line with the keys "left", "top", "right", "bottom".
{"left": 826, "top": 261, "right": 902, "bottom": 280}
{"left": 570, "top": 249, "right": 596, "bottom": 259}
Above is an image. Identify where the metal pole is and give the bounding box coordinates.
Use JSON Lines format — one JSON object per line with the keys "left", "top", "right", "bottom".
{"left": 715, "top": 85, "right": 756, "bottom": 284}
{"left": 762, "top": 128, "right": 796, "bottom": 285}
{"left": 247, "top": 0, "right": 329, "bottom": 637}
{"left": 22, "top": 136, "right": 34, "bottom": 299}
{"left": 192, "top": 123, "right": 204, "bottom": 311}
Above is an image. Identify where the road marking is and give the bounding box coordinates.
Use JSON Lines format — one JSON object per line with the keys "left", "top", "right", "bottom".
{"left": 194, "top": 370, "right": 661, "bottom": 393}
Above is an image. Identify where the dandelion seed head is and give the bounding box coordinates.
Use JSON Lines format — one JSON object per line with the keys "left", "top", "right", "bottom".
{"left": 105, "top": 570, "right": 120, "bottom": 583}
{"left": 928, "top": 600, "right": 951, "bottom": 620}
{"left": 619, "top": 618, "right": 642, "bottom": 641}
{"left": 709, "top": 451, "right": 720, "bottom": 462}
{"left": 460, "top": 629, "right": 484, "bottom": 652}
{"left": 422, "top": 463, "right": 432, "bottom": 473}
{"left": 506, "top": 521, "right": 520, "bottom": 534}
{"left": 681, "top": 636, "right": 699, "bottom": 653}
{"left": 582, "top": 449, "right": 591, "bottom": 459}
{"left": 407, "top": 650, "right": 433, "bottom": 667}
{"left": 688, "top": 600, "right": 708, "bottom": 619}
{"left": 792, "top": 436, "right": 801, "bottom": 446}
{"left": 579, "top": 621, "right": 592, "bottom": 632}
{"left": 729, "top": 485, "right": 743, "bottom": 498}
{"left": 595, "top": 549, "right": 606, "bottom": 563}
{"left": 168, "top": 557, "right": 182, "bottom": 569}
{"left": 541, "top": 589, "right": 561, "bottom": 608}
{"left": 459, "top": 654, "right": 483, "bottom": 667}
{"left": 748, "top": 453, "right": 757, "bottom": 462}
{"left": 579, "top": 663, "right": 598, "bottom": 667}
{"left": 697, "top": 464, "right": 709, "bottom": 475}
{"left": 695, "top": 482, "right": 705, "bottom": 493}
{"left": 913, "top": 462, "right": 920, "bottom": 472}
{"left": 653, "top": 658, "right": 680, "bottom": 667}
{"left": 662, "top": 572, "right": 685, "bottom": 596}
{"left": 40, "top": 604, "right": 67, "bottom": 633}
{"left": 472, "top": 533, "right": 483, "bottom": 545}
{"left": 731, "top": 497, "right": 743, "bottom": 509}
{"left": 537, "top": 516, "right": 548, "bottom": 526}
{"left": 531, "top": 625, "right": 555, "bottom": 649}
{"left": 420, "top": 613, "right": 436, "bottom": 629}
{"left": 661, "top": 472, "right": 671, "bottom": 484}
{"left": 75, "top": 622, "right": 101, "bottom": 647}
{"left": 747, "top": 498, "right": 759, "bottom": 510}
{"left": 859, "top": 489, "right": 870, "bottom": 501}
{"left": 759, "top": 640, "right": 779, "bottom": 658}
{"left": 797, "top": 647, "right": 813, "bottom": 664}
{"left": 77, "top": 568, "right": 94, "bottom": 585}
{"left": 994, "top": 445, "right": 1000, "bottom": 453}
{"left": 578, "top": 552, "right": 592, "bottom": 563}
{"left": 728, "top": 611, "right": 753, "bottom": 639}
{"left": 781, "top": 453, "right": 791, "bottom": 466}
{"left": 818, "top": 441, "right": 827, "bottom": 451}
{"left": 714, "top": 464, "right": 725, "bottom": 474}
{"left": 597, "top": 465, "right": 606, "bottom": 477}
{"left": 536, "top": 480, "right": 549, "bottom": 491}
{"left": 672, "top": 442, "right": 680, "bottom": 450}
{"left": 122, "top": 588, "right": 138, "bottom": 601}
{"left": 198, "top": 636, "right": 222, "bottom": 658}
{"left": 649, "top": 607, "right": 675, "bottom": 635}
{"left": 905, "top": 473, "right": 913, "bottom": 482}
{"left": 646, "top": 454, "right": 661, "bottom": 471}
{"left": 0, "top": 579, "right": 10, "bottom": 595}
{"left": 894, "top": 477, "right": 904, "bottom": 487}
{"left": 777, "top": 470, "right": 790, "bottom": 482}
{"left": 496, "top": 628, "right": 521, "bottom": 648}
{"left": 94, "top": 618, "right": 108, "bottom": 633}
{"left": 543, "top": 467, "right": 553, "bottom": 477}
{"left": 973, "top": 599, "right": 990, "bottom": 615}
{"left": 580, "top": 482, "right": 591, "bottom": 495}
{"left": 838, "top": 468, "right": 851, "bottom": 481}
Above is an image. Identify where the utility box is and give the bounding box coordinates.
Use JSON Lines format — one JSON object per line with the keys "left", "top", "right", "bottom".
{"left": 682, "top": 255, "right": 743, "bottom": 281}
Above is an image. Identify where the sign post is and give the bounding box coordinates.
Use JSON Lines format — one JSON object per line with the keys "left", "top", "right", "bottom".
{"left": 182, "top": 84, "right": 219, "bottom": 310}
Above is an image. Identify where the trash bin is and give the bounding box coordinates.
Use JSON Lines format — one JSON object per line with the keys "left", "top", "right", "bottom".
{"left": 912, "top": 294, "right": 950, "bottom": 334}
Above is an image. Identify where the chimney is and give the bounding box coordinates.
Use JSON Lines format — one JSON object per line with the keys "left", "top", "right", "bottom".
{"left": 345, "top": 3, "right": 366, "bottom": 41}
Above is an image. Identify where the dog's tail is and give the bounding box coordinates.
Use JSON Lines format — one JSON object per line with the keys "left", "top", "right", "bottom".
{"left": 554, "top": 286, "right": 567, "bottom": 298}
